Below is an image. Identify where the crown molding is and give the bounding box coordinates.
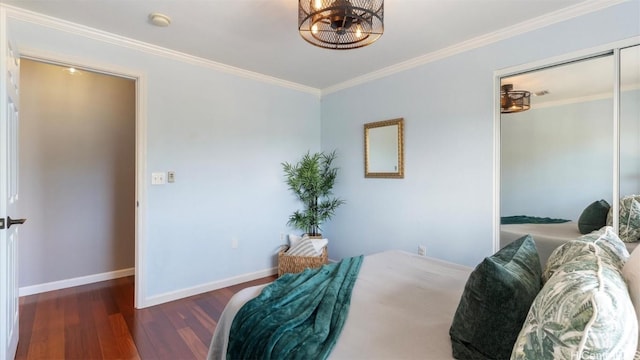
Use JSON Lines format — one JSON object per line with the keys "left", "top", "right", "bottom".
{"left": 533, "top": 92, "right": 614, "bottom": 110}
{"left": 532, "top": 83, "right": 640, "bottom": 109}
{"left": 321, "top": 0, "right": 628, "bottom": 96}
{"left": 0, "top": 4, "right": 322, "bottom": 98}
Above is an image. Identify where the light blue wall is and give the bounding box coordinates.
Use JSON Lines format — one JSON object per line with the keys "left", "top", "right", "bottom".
{"left": 6, "top": 16, "right": 320, "bottom": 298}
{"left": 320, "top": 1, "right": 640, "bottom": 267}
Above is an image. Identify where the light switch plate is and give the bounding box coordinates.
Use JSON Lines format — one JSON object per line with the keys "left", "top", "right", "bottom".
{"left": 151, "top": 172, "right": 166, "bottom": 185}
{"left": 167, "top": 171, "right": 175, "bottom": 183}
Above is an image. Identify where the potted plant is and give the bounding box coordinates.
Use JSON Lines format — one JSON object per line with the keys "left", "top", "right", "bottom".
{"left": 282, "top": 150, "right": 345, "bottom": 237}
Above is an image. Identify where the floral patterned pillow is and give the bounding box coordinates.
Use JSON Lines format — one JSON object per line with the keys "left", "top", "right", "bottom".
{"left": 542, "top": 240, "right": 597, "bottom": 283}
{"left": 579, "top": 226, "right": 630, "bottom": 266}
{"left": 512, "top": 243, "right": 638, "bottom": 359}
{"left": 543, "top": 227, "right": 629, "bottom": 283}
{"left": 607, "top": 195, "right": 640, "bottom": 243}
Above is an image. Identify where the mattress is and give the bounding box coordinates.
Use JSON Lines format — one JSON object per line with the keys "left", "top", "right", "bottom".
{"left": 501, "top": 222, "right": 639, "bottom": 267}
{"left": 208, "top": 250, "right": 472, "bottom": 360}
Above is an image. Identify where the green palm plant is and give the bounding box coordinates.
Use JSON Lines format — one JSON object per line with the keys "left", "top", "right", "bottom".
{"left": 282, "top": 150, "right": 345, "bottom": 237}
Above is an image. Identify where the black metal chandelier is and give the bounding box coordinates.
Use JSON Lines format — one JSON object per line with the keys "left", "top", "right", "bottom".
{"left": 298, "top": 0, "right": 384, "bottom": 50}
{"left": 500, "top": 84, "right": 531, "bottom": 113}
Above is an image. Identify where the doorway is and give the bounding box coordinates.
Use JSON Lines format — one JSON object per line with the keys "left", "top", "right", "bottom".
{"left": 18, "top": 58, "right": 137, "bottom": 299}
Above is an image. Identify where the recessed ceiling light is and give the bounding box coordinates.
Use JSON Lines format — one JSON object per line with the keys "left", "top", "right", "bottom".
{"left": 149, "top": 12, "right": 171, "bottom": 27}
{"left": 63, "top": 67, "right": 82, "bottom": 76}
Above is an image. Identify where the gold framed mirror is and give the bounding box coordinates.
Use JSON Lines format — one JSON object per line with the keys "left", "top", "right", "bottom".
{"left": 364, "top": 118, "right": 404, "bottom": 178}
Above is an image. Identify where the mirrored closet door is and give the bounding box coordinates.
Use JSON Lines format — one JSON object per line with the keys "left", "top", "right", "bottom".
{"left": 617, "top": 44, "right": 640, "bottom": 252}
{"left": 620, "top": 45, "right": 640, "bottom": 199}
{"left": 497, "top": 42, "right": 640, "bottom": 265}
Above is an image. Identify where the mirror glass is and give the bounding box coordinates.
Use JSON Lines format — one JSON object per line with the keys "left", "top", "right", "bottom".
{"left": 620, "top": 45, "right": 640, "bottom": 198}
{"left": 499, "top": 55, "right": 615, "bottom": 265}
{"left": 618, "top": 45, "right": 640, "bottom": 249}
{"left": 364, "top": 118, "right": 404, "bottom": 178}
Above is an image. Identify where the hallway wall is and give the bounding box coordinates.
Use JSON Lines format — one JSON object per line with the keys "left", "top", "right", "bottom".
{"left": 18, "top": 59, "right": 136, "bottom": 288}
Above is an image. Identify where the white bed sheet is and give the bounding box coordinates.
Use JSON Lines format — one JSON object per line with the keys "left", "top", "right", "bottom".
{"left": 501, "top": 222, "right": 581, "bottom": 267}
{"left": 208, "top": 250, "right": 472, "bottom": 360}
{"left": 501, "top": 222, "right": 639, "bottom": 267}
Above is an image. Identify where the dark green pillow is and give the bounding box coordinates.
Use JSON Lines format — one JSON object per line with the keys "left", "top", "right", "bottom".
{"left": 578, "top": 199, "right": 610, "bottom": 234}
{"left": 449, "top": 235, "right": 542, "bottom": 360}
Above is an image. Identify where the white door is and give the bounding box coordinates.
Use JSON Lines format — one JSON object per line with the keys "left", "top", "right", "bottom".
{"left": 0, "top": 39, "right": 22, "bottom": 360}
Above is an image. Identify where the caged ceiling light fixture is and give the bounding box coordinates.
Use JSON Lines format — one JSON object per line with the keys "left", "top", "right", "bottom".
{"left": 500, "top": 84, "right": 531, "bottom": 113}
{"left": 298, "top": 0, "right": 384, "bottom": 50}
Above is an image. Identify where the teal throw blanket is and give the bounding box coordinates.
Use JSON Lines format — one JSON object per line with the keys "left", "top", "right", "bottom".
{"left": 227, "top": 255, "right": 364, "bottom": 360}
{"left": 501, "top": 215, "right": 570, "bottom": 224}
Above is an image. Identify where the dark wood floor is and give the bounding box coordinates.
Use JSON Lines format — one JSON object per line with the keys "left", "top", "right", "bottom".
{"left": 15, "top": 275, "right": 276, "bottom": 360}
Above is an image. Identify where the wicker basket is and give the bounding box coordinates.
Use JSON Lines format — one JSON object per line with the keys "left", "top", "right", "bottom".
{"left": 278, "top": 246, "right": 328, "bottom": 277}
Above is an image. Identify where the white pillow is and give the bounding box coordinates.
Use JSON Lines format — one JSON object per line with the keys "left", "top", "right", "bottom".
{"left": 286, "top": 238, "right": 328, "bottom": 257}
{"left": 623, "top": 245, "right": 640, "bottom": 354}
{"left": 288, "top": 234, "right": 305, "bottom": 248}
{"left": 310, "top": 238, "right": 328, "bottom": 254}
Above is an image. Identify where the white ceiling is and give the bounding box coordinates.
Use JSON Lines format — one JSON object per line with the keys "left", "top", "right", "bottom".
{"left": 504, "top": 46, "right": 640, "bottom": 107}
{"left": 1, "top": 0, "right": 603, "bottom": 91}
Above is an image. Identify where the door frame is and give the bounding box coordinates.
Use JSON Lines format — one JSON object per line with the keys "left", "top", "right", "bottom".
{"left": 18, "top": 49, "right": 149, "bottom": 309}
{"left": 0, "top": 12, "right": 21, "bottom": 357}
{"left": 492, "top": 36, "right": 640, "bottom": 253}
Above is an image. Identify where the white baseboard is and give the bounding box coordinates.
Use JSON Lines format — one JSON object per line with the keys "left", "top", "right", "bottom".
{"left": 19, "top": 267, "right": 135, "bottom": 297}
{"left": 141, "top": 267, "right": 277, "bottom": 308}
{"left": 19, "top": 266, "right": 278, "bottom": 307}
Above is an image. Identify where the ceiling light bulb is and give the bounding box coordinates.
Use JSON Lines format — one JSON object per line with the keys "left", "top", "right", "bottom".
{"left": 313, "top": 0, "right": 322, "bottom": 10}
{"left": 311, "top": 24, "right": 318, "bottom": 34}
{"left": 63, "top": 67, "right": 81, "bottom": 75}
{"left": 355, "top": 25, "right": 362, "bottom": 38}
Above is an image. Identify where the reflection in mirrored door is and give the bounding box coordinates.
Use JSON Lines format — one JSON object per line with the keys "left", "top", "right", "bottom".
{"left": 499, "top": 54, "right": 615, "bottom": 265}
{"left": 618, "top": 45, "right": 640, "bottom": 247}
{"left": 620, "top": 45, "right": 640, "bottom": 197}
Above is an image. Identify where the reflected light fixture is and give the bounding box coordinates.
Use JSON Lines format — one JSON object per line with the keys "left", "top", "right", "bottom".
{"left": 298, "top": 0, "right": 384, "bottom": 50}
{"left": 501, "top": 84, "right": 531, "bottom": 113}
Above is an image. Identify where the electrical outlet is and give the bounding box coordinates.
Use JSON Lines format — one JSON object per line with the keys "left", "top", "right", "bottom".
{"left": 418, "top": 245, "right": 426, "bottom": 256}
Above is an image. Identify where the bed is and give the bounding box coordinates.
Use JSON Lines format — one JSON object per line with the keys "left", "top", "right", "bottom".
{"left": 209, "top": 231, "right": 640, "bottom": 360}
{"left": 501, "top": 221, "right": 640, "bottom": 266}
{"left": 207, "top": 250, "right": 472, "bottom": 360}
